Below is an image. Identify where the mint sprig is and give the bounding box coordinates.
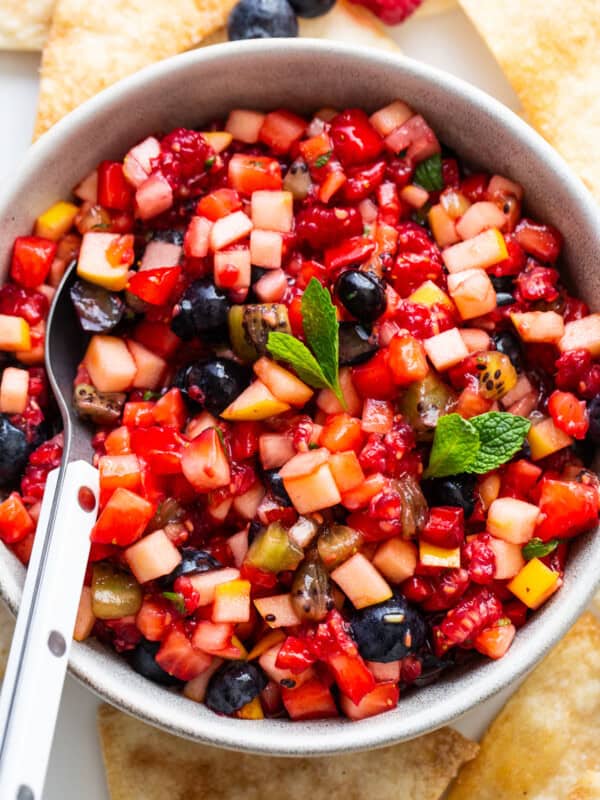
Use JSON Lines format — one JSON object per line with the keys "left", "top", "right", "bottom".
{"left": 162, "top": 591, "right": 186, "bottom": 614}
{"left": 414, "top": 153, "right": 443, "bottom": 192}
{"left": 424, "top": 411, "right": 531, "bottom": 479}
{"left": 267, "top": 278, "right": 344, "bottom": 406}
{"left": 522, "top": 538, "right": 559, "bottom": 561}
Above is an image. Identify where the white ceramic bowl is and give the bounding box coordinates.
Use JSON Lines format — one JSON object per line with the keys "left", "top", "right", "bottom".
{"left": 0, "top": 39, "right": 599, "bottom": 755}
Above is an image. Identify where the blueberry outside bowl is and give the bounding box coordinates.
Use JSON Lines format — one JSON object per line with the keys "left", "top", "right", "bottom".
{"left": 0, "top": 39, "right": 599, "bottom": 755}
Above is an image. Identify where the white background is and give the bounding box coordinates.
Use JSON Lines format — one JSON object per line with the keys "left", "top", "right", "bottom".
{"left": 0, "top": 8, "right": 526, "bottom": 799}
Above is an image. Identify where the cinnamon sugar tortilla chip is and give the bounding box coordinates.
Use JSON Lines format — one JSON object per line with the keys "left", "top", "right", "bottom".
{"left": 98, "top": 704, "right": 477, "bottom": 800}
{"left": 33, "top": 0, "right": 238, "bottom": 138}
{"left": 0, "top": 0, "right": 55, "bottom": 50}
{"left": 447, "top": 612, "right": 600, "bottom": 800}
{"left": 459, "top": 0, "right": 600, "bottom": 201}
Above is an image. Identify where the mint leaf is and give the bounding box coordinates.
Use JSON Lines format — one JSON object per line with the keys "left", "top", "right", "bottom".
{"left": 414, "top": 154, "right": 443, "bottom": 192}
{"left": 522, "top": 538, "right": 559, "bottom": 561}
{"left": 469, "top": 412, "right": 530, "bottom": 474}
{"left": 423, "top": 414, "right": 480, "bottom": 478}
{"left": 162, "top": 591, "right": 185, "bottom": 614}
{"left": 143, "top": 390, "right": 160, "bottom": 401}
{"left": 267, "top": 332, "right": 330, "bottom": 390}
{"left": 301, "top": 278, "right": 343, "bottom": 405}
{"left": 314, "top": 151, "right": 332, "bottom": 168}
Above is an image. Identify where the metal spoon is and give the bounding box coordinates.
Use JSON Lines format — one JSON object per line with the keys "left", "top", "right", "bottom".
{"left": 0, "top": 261, "right": 99, "bottom": 800}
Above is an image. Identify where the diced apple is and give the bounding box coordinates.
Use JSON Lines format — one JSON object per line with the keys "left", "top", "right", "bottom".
{"left": 73, "top": 586, "right": 96, "bottom": 642}
{"left": 527, "top": 417, "right": 573, "bottom": 460}
{"left": 279, "top": 449, "right": 341, "bottom": 514}
{"left": 331, "top": 553, "right": 392, "bottom": 609}
{"left": 253, "top": 357, "right": 313, "bottom": 406}
{"left": 183, "top": 658, "right": 223, "bottom": 703}
{"left": 221, "top": 379, "right": 290, "bottom": 421}
{"left": 254, "top": 594, "right": 302, "bottom": 628}
{"left": 184, "top": 216, "right": 213, "bottom": 258}
{"left": 369, "top": 100, "right": 413, "bottom": 137}
{"left": 558, "top": 314, "right": 600, "bottom": 356}
{"left": 258, "top": 644, "right": 315, "bottom": 687}
{"left": 460, "top": 328, "right": 491, "bottom": 353}
{"left": 329, "top": 451, "right": 364, "bottom": 493}
{"left": 488, "top": 537, "right": 525, "bottom": 580}
{"left": 408, "top": 280, "right": 454, "bottom": 310}
{"left": 207, "top": 496, "right": 232, "bottom": 523}
{"left": 419, "top": 541, "right": 461, "bottom": 568}
{"left": 447, "top": 269, "right": 497, "bottom": 321}
{"left": 488, "top": 174, "right": 524, "bottom": 201}
{"left": 487, "top": 497, "right": 540, "bottom": 544}
{"left": 35, "top": 201, "right": 79, "bottom": 241}
{"left": 259, "top": 433, "right": 296, "bottom": 469}
{"left": 507, "top": 557, "right": 561, "bottom": 609}
{"left": 127, "top": 340, "right": 167, "bottom": 390}
{"left": 511, "top": 311, "right": 564, "bottom": 343}
{"left": 214, "top": 248, "right": 251, "bottom": 291}
{"left": 254, "top": 268, "right": 287, "bottom": 303}
{"left": 0, "top": 367, "right": 29, "bottom": 414}
{"left": 201, "top": 131, "right": 233, "bottom": 153}
{"left": 225, "top": 109, "right": 266, "bottom": 143}
{"left": 125, "top": 529, "right": 182, "bottom": 584}
{"left": 424, "top": 328, "right": 469, "bottom": 371}
{"left": 500, "top": 374, "right": 534, "bottom": 408}
{"left": 279, "top": 448, "right": 328, "bottom": 480}
{"left": 478, "top": 473, "right": 501, "bottom": 510}
{"left": 442, "top": 228, "right": 508, "bottom": 273}
{"left": 316, "top": 367, "right": 361, "bottom": 416}
{"left": 209, "top": 210, "right": 253, "bottom": 251}
{"left": 212, "top": 579, "right": 251, "bottom": 624}
{"left": 251, "top": 191, "right": 293, "bottom": 232}
{"left": 250, "top": 229, "right": 283, "bottom": 269}
{"left": 400, "top": 184, "right": 430, "bottom": 209}
{"left": 123, "top": 136, "right": 160, "bottom": 187}
{"left": 77, "top": 232, "right": 134, "bottom": 291}
{"left": 228, "top": 528, "right": 249, "bottom": 568}
{"left": 373, "top": 537, "right": 418, "bottom": 584}
{"left": 455, "top": 201, "right": 507, "bottom": 240}
{"left": 84, "top": 335, "right": 137, "bottom": 392}
{"left": 140, "top": 240, "right": 182, "bottom": 270}
{"left": 13, "top": 320, "right": 39, "bottom": 363}
{"left": 192, "top": 621, "right": 234, "bottom": 654}
{"left": 384, "top": 115, "right": 440, "bottom": 161}
{"left": 182, "top": 427, "right": 230, "bottom": 491}
{"left": 187, "top": 567, "right": 241, "bottom": 606}
{"left": 428, "top": 204, "right": 460, "bottom": 248}
{"left": 73, "top": 169, "right": 98, "bottom": 202}
{"left": 232, "top": 481, "right": 265, "bottom": 520}
{"left": 135, "top": 172, "right": 173, "bottom": 220}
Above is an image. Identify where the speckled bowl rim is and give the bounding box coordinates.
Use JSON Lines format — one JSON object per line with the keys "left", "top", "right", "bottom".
{"left": 1, "top": 39, "right": 599, "bottom": 756}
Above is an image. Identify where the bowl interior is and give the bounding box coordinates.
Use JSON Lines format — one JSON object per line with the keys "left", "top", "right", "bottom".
{"left": 0, "top": 39, "right": 599, "bottom": 755}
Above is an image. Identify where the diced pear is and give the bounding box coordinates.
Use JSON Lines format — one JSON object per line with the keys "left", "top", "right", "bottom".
{"left": 253, "top": 357, "right": 313, "bottom": 406}
{"left": 424, "top": 327, "right": 469, "bottom": 371}
{"left": 331, "top": 553, "right": 392, "bottom": 609}
{"left": 487, "top": 497, "right": 540, "bottom": 544}
{"left": 511, "top": 311, "right": 564, "bottom": 344}
{"left": 77, "top": 232, "right": 133, "bottom": 291}
{"left": 527, "top": 417, "right": 573, "bottom": 460}
{"left": 447, "top": 269, "right": 497, "bottom": 320}
{"left": 442, "top": 228, "right": 508, "bottom": 273}
{"left": 558, "top": 313, "right": 600, "bottom": 356}
{"left": 127, "top": 340, "right": 167, "bottom": 390}
{"left": 84, "top": 335, "right": 137, "bottom": 393}
{"left": 221, "top": 379, "right": 290, "bottom": 421}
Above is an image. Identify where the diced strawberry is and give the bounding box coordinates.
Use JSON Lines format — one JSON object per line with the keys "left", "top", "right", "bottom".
{"left": 547, "top": 390, "right": 589, "bottom": 439}
{"left": 127, "top": 266, "right": 181, "bottom": 306}
{"left": 433, "top": 588, "right": 503, "bottom": 656}
{"left": 535, "top": 478, "right": 599, "bottom": 542}
{"left": 0, "top": 493, "right": 35, "bottom": 544}
{"left": 422, "top": 506, "right": 464, "bottom": 549}
{"left": 281, "top": 678, "right": 338, "bottom": 720}
{"left": 11, "top": 236, "right": 57, "bottom": 288}
{"left": 340, "top": 681, "right": 399, "bottom": 720}
{"left": 330, "top": 109, "right": 383, "bottom": 167}
{"left": 473, "top": 619, "right": 516, "bottom": 659}
{"left": 155, "top": 624, "right": 213, "bottom": 681}
{"left": 259, "top": 110, "right": 307, "bottom": 154}
{"left": 91, "top": 487, "right": 154, "bottom": 546}
{"left": 135, "top": 597, "right": 174, "bottom": 641}
{"left": 97, "top": 161, "right": 134, "bottom": 210}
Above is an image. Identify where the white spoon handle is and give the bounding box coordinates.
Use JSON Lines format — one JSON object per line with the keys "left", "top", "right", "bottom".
{"left": 0, "top": 459, "right": 98, "bottom": 800}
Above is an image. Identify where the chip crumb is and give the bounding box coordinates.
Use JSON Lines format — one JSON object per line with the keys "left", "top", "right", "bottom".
{"left": 98, "top": 703, "right": 478, "bottom": 800}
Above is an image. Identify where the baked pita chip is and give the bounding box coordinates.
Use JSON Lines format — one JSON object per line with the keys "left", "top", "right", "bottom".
{"left": 98, "top": 703, "right": 477, "bottom": 800}
{"left": 0, "top": 0, "right": 55, "bottom": 51}
{"left": 447, "top": 612, "right": 600, "bottom": 800}
{"left": 33, "top": 0, "right": 238, "bottom": 138}
{"left": 459, "top": 0, "right": 600, "bottom": 200}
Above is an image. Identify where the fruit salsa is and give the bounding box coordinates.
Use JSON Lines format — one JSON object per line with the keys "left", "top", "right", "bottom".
{"left": 1, "top": 101, "right": 599, "bottom": 722}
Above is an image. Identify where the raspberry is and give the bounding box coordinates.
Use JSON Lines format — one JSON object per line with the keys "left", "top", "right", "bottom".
{"left": 461, "top": 173, "right": 489, "bottom": 202}
{"left": 359, "top": 434, "right": 388, "bottom": 474}
{"left": 433, "top": 588, "right": 503, "bottom": 656}
{"left": 515, "top": 264, "right": 560, "bottom": 302}
{"left": 402, "top": 569, "right": 470, "bottom": 611}
{"left": 384, "top": 156, "right": 414, "bottom": 188}
{"left": 562, "top": 295, "right": 589, "bottom": 322}
{"left": 348, "top": 0, "right": 424, "bottom": 25}
{"left": 230, "top": 462, "right": 258, "bottom": 497}
{"left": 296, "top": 204, "right": 363, "bottom": 250}
{"left": 397, "top": 221, "right": 442, "bottom": 262}
{"left": 0, "top": 284, "right": 48, "bottom": 326}
{"left": 391, "top": 252, "right": 444, "bottom": 297}
{"left": 152, "top": 128, "right": 214, "bottom": 196}
{"left": 555, "top": 349, "right": 592, "bottom": 392}
{"left": 462, "top": 533, "right": 496, "bottom": 585}
{"left": 442, "top": 158, "right": 460, "bottom": 189}
{"left": 173, "top": 576, "right": 201, "bottom": 614}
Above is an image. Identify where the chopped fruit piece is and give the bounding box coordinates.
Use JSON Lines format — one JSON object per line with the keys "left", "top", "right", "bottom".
{"left": 259, "top": 110, "right": 306, "bottom": 154}
{"left": 127, "top": 340, "right": 167, "bottom": 390}
{"left": 0, "top": 493, "right": 35, "bottom": 544}
{"left": 77, "top": 232, "right": 134, "bottom": 291}
{"left": 447, "top": 269, "right": 497, "bottom": 320}
{"left": 212, "top": 580, "right": 252, "bottom": 624}
{"left": 419, "top": 541, "right": 461, "bottom": 569}
{"left": 135, "top": 172, "right": 173, "bottom": 219}
{"left": 340, "top": 681, "right": 399, "bottom": 721}
{"left": 331, "top": 553, "right": 392, "bottom": 609}
{"left": 225, "top": 109, "right": 266, "bottom": 144}
{"left": 84, "top": 335, "right": 137, "bottom": 393}
{"left": 455, "top": 201, "right": 506, "bottom": 240}
{"left": 535, "top": 478, "right": 599, "bottom": 542}
{"left": 187, "top": 568, "right": 241, "bottom": 606}
{"left": 527, "top": 417, "right": 573, "bottom": 461}
{"left": 558, "top": 314, "right": 600, "bottom": 356}
{"left": 507, "top": 558, "right": 560, "bottom": 609}
{"left": 389, "top": 333, "right": 429, "bottom": 385}
{"left": 251, "top": 191, "right": 293, "bottom": 233}
{"left": 98, "top": 454, "right": 141, "bottom": 493}
{"left": 253, "top": 357, "right": 313, "bottom": 406}
{"left": 35, "top": 201, "right": 79, "bottom": 241}
{"left": 384, "top": 115, "right": 439, "bottom": 162}
{"left": 11, "top": 236, "right": 57, "bottom": 288}
{"left": 428, "top": 204, "right": 460, "bottom": 248}
{"left": 221, "top": 380, "right": 291, "bottom": 421}
{"left": 547, "top": 390, "right": 589, "bottom": 439}
{"left": 442, "top": 228, "right": 508, "bottom": 273}
{"left": 91, "top": 487, "right": 154, "bottom": 546}
{"left": 281, "top": 678, "right": 338, "bottom": 721}
{"left": 460, "top": 328, "right": 491, "bottom": 353}
{"left": 319, "top": 413, "right": 363, "bottom": 453}
{"left": 124, "top": 528, "right": 181, "bottom": 583}
{"left": 184, "top": 216, "right": 213, "bottom": 258}
{"left": 127, "top": 266, "right": 181, "bottom": 306}
{"left": 488, "top": 537, "right": 525, "bottom": 580}
{"left": 372, "top": 537, "right": 418, "bottom": 584}
{"left": 228, "top": 154, "right": 282, "bottom": 194}
{"left": 0, "top": 367, "right": 29, "bottom": 414}
{"left": 250, "top": 229, "right": 283, "bottom": 269}
{"left": 209, "top": 210, "right": 253, "bottom": 251}
{"left": 487, "top": 497, "right": 540, "bottom": 544}
{"left": 476, "top": 351, "right": 518, "bottom": 400}
{"left": 280, "top": 449, "right": 341, "bottom": 514}
{"left": 73, "top": 586, "right": 96, "bottom": 642}
{"left": 258, "top": 643, "right": 315, "bottom": 687}
{"left": 369, "top": 100, "right": 413, "bottom": 137}
{"left": 329, "top": 451, "right": 365, "bottom": 493}
{"left": 181, "top": 427, "right": 230, "bottom": 492}
{"left": 0, "top": 315, "right": 30, "bottom": 352}
{"left": 254, "top": 594, "right": 302, "bottom": 628}
{"left": 214, "top": 249, "right": 251, "bottom": 291}
{"left": 473, "top": 620, "right": 516, "bottom": 659}
{"left": 424, "top": 328, "right": 469, "bottom": 371}
{"left": 201, "top": 131, "right": 233, "bottom": 153}
{"left": 156, "top": 625, "right": 212, "bottom": 681}
{"left": 236, "top": 696, "right": 264, "bottom": 720}
{"left": 316, "top": 367, "right": 362, "bottom": 416}
{"left": 183, "top": 658, "right": 224, "bottom": 703}
{"left": 408, "top": 280, "right": 454, "bottom": 309}
{"left": 422, "top": 506, "right": 464, "bottom": 549}
{"left": 511, "top": 311, "right": 565, "bottom": 343}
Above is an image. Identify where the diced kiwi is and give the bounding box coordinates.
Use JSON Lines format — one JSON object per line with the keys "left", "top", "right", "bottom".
{"left": 91, "top": 562, "right": 142, "bottom": 619}
{"left": 398, "top": 373, "right": 457, "bottom": 441}
{"left": 246, "top": 522, "right": 303, "bottom": 573}
{"left": 73, "top": 383, "right": 126, "bottom": 425}
{"left": 291, "top": 549, "right": 333, "bottom": 622}
{"left": 228, "top": 304, "right": 291, "bottom": 362}
{"left": 283, "top": 159, "right": 312, "bottom": 201}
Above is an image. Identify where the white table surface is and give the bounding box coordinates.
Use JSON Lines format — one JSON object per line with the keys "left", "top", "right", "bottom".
{"left": 0, "top": 8, "right": 525, "bottom": 799}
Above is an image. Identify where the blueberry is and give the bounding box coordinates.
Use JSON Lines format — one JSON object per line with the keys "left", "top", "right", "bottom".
{"left": 421, "top": 473, "right": 477, "bottom": 518}
{"left": 228, "top": 0, "right": 298, "bottom": 40}
{"left": 161, "top": 547, "right": 222, "bottom": 587}
{"left": 587, "top": 396, "right": 600, "bottom": 445}
{"left": 335, "top": 270, "right": 387, "bottom": 323}
{"left": 489, "top": 275, "right": 515, "bottom": 294}
{"left": 0, "top": 415, "right": 28, "bottom": 487}
{"left": 263, "top": 469, "right": 293, "bottom": 506}
{"left": 288, "top": 0, "right": 335, "bottom": 17}
{"left": 412, "top": 651, "right": 454, "bottom": 688}
{"left": 495, "top": 292, "right": 515, "bottom": 307}
{"left": 128, "top": 640, "right": 182, "bottom": 687}
{"left": 338, "top": 322, "right": 379, "bottom": 366}
{"left": 150, "top": 229, "right": 185, "bottom": 246}
{"left": 350, "top": 594, "right": 428, "bottom": 663}
{"left": 491, "top": 330, "right": 523, "bottom": 372}
{"left": 205, "top": 661, "right": 268, "bottom": 715}
{"left": 248, "top": 519, "right": 263, "bottom": 545}
{"left": 170, "top": 278, "right": 231, "bottom": 341}
{"left": 175, "top": 358, "right": 251, "bottom": 415}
